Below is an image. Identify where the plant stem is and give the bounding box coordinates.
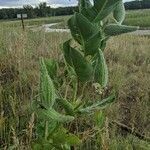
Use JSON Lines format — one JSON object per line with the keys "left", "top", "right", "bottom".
{"left": 73, "top": 78, "right": 78, "bottom": 102}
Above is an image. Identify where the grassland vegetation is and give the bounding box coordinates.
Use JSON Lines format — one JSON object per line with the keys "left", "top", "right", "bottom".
{"left": 0, "top": 19, "right": 150, "bottom": 150}
{"left": 52, "top": 9, "right": 150, "bottom": 30}
{"left": 124, "top": 9, "right": 150, "bottom": 28}
{"left": 0, "top": 2, "right": 150, "bottom": 150}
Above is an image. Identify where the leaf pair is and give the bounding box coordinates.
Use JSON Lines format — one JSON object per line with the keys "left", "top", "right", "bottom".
{"left": 63, "top": 41, "right": 109, "bottom": 87}
{"left": 68, "top": 13, "right": 101, "bottom": 56}
{"left": 93, "top": 0, "right": 121, "bottom": 22}
{"left": 63, "top": 40, "right": 93, "bottom": 82}
{"left": 79, "top": 0, "right": 122, "bottom": 22}
{"left": 39, "top": 58, "right": 74, "bottom": 123}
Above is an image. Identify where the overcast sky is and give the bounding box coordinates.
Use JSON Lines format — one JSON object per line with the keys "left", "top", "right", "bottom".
{"left": 0, "top": 0, "right": 134, "bottom": 8}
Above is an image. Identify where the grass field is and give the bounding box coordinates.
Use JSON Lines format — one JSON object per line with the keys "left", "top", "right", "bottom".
{"left": 1, "top": 9, "right": 150, "bottom": 29}
{"left": 124, "top": 9, "right": 150, "bottom": 28}
{"left": 0, "top": 9, "right": 150, "bottom": 149}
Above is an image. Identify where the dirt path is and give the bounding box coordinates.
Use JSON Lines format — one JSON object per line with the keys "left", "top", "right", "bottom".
{"left": 31, "top": 23, "right": 150, "bottom": 36}
{"left": 30, "top": 23, "right": 69, "bottom": 33}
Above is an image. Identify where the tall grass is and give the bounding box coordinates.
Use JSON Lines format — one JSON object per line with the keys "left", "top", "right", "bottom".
{"left": 0, "top": 16, "right": 70, "bottom": 28}
{"left": 124, "top": 9, "right": 150, "bottom": 28}
{"left": 0, "top": 13, "right": 150, "bottom": 149}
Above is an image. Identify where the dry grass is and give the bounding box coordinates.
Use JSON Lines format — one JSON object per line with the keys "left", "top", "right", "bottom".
{"left": 106, "top": 35, "right": 150, "bottom": 139}
{"left": 0, "top": 21, "right": 150, "bottom": 149}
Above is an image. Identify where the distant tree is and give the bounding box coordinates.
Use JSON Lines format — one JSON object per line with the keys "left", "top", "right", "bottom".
{"left": 0, "top": 10, "right": 8, "bottom": 19}
{"left": 38, "top": 2, "right": 48, "bottom": 17}
{"left": 23, "top": 5, "right": 36, "bottom": 18}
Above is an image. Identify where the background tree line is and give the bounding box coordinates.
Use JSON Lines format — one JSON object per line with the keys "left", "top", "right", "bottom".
{"left": 0, "top": 2, "right": 78, "bottom": 20}
{"left": 124, "top": 0, "right": 150, "bottom": 10}
{"left": 0, "top": 0, "right": 149, "bottom": 20}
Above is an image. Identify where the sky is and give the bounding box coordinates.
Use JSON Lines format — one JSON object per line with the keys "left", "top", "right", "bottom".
{"left": 0, "top": 0, "right": 134, "bottom": 8}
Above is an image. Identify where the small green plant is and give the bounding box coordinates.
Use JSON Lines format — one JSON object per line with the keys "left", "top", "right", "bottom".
{"left": 33, "top": 0, "right": 138, "bottom": 149}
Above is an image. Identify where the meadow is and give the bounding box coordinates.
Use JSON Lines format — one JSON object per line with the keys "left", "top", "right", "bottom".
{"left": 1, "top": 9, "right": 150, "bottom": 29}
{"left": 0, "top": 8, "right": 150, "bottom": 149}
{"left": 124, "top": 9, "right": 150, "bottom": 28}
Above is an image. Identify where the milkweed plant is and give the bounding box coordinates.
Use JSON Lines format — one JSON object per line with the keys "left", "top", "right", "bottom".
{"left": 32, "top": 0, "right": 138, "bottom": 149}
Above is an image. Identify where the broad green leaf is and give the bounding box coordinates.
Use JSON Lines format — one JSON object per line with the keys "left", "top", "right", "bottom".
{"left": 113, "top": 0, "right": 125, "bottom": 24}
{"left": 68, "top": 13, "right": 101, "bottom": 56}
{"left": 81, "top": 7, "right": 97, "bottom": 21}
{"left": 44, "top": 58, "right": 58, "bottom": 79}
{"left": 104, "top": 24, "right": 139, "bottom": 36}
{"left": 68, "top": 15, "right": 82, "bottom": 44}
{"left": 93, "top": 0, "right": 108, "bottom": 12}
{"left": 52, "top": 127, "right": 81, "bottom": 146}
{"left": 93, "top": 49, "right": 108, "bottom": 87}
{"left": 40, "top": 58, "right": 56, "bottom": 109}
{"left": 78, "top": 94, "right": 115, "bottom": 113}
{"left": 84, "top": 31, "right": 102, "bottom": 56}
{"left": 79, "top": 0, "right": 93, "bottom": 11}
{"left": 63, "top": 40, "right": 93, "bottom": 82}
{"left": 39, "top": 108, "right": 74, "bottom": 123}
{"left": 74, "top": 13, "right": 98, "bottom": 41}
{"left": 68, "top": 13, "right": 99, "bottom": 44}
{"left": 94, "top": 0, "right": 121, "bottom": 22}
{"left": 65, "top": 134, "right": 81, "bottom": 145}
{"left": 48, "top": 123, "right": 59, "bottom": 138}
{"left": 56, "top": 98, "right": 75, "bottom": 115}
{"left": 62, "top": 40, "right": 73, "bottom": 66}
{"left": 50, "top": 127, "right": 68, "bottom": 144}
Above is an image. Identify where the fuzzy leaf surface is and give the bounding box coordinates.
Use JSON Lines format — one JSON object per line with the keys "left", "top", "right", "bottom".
{"left": 80, "top": 0, "right": 93, "bottom": 11}
{"left": 94, "top": 0, "right": 121, "bottom": 22}
{"left": 44, "top": 58, "right": 58, "bottom": 79}
{"left": 113, "top": 0, "right": 125, "bottom": 24}
{"left": 104, "top": 24, "right": 139, "bottom": 36}
{"left": 38, "top": 108, "right": 74, "bottom": 123}
{"left": 56, "top": 98, "right": 75, "bottom": 116}
{"left": 79, "top": 94, "right": 115, "bottom": 113}
{"left": 93, "top": 49, "right": 108, "bottom": 87}
{"left": 63, "top": 40, "right": 93, "bottom": 82}
{"left": 68, "top": 13, "right": 101, "bottom": 56}
{"left": 40, "top": 58, "right": 56, "bottom": 109}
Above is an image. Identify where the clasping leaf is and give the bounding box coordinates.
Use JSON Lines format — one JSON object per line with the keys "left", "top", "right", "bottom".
{"left": 63, "top": 40, "right": 93, "bottom": 82}
{"left": 40, "top": 58, "right": 56, "bottom": 109}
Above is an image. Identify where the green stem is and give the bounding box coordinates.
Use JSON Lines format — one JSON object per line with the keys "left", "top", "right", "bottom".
{"left": 73, "top": 78, "right": 78, "bottom": 102}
